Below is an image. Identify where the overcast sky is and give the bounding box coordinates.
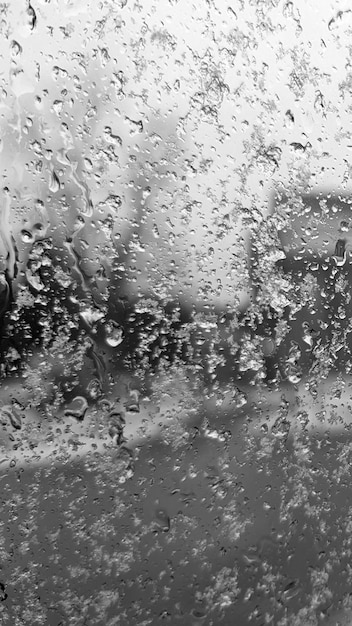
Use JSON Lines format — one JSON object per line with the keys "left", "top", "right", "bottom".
{"left": 1, "top": 0, "right": 352, "bottom": 310}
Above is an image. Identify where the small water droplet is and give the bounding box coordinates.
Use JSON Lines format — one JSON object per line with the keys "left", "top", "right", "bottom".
{"left": 108, "top": 412, "right": 125, "bottom": 445}
{"left": 125, "top": 116, "right": 143, "bottom": 134}
{"left": 116, "top": 446, "right": 135, "bottom": 482}
{"left": 10, "top": 40, "right": 22, "bottom": 57}
{"left": 21, "top": 229, "right": 34, "bottom": 243}
{"left": 52, "top": 100, "right": 63, "bottom": 114}
{"left": 125, "top": 400, "right": 140, "bottom": 413}
{"left": 124, "top": 387, "right": 140, "bottom": 413}
{"left": 49, "top": 170, "right": 60, "bottom": 193}
{"left": 103, "top": 126, "right": 122, "bottom": 146}
{"left": 0, "top": 582, "right": 7, "bottom": 602}
{"left": 191, "top": 607, "right": 207, "bottom": 620}
{"left": 27, "top": 3, "right": 37, "bottom": 30}
{"left": 154, "top": 508, "right": 170, "bottom": 532}
{"left": 340, "top": 220, "right": 350, "bottom": 233}
{"left": 84, "top": 157, "right": 93, "bottom": 171}
{"left": 281, "top": 579, "right": 300, "bottom": 602}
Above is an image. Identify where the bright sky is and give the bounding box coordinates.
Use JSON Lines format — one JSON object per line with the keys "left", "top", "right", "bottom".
{"left": 1, "top": 0, "right": 352, "bottom": 310}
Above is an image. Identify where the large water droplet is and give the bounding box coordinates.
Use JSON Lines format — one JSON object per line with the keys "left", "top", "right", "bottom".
{"left": 124, "top": 388, "right": 140, "bottom": 413}
{"left": 64, "top": 396, "right": 88, "bottom": 421}
{"left": 79, "top": 305, "right": 105, "bottom": 328}
{"left": 232, "top": 387, "right": 248, "bottom": 408}
{"left": 0, "top": 405, "right": 22, "bottom": 430}
{"left": 271, "top": 416, "right": 291, "bottom": 440}
{"left": 86, "top": 378, "right": 102, "bottom": 400}
{"left": 105, "top": 322, "right": 124, "bottom": 347}
{"left": 54, "top": 266, "right": 73, "bottom": 288}
{"left": 25, "top": 267, "right": 44, "bottom": 291}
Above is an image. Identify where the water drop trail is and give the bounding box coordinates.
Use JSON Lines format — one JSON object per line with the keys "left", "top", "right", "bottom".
{"left": 0, "top": 188, "right": 17, "bottom": 280}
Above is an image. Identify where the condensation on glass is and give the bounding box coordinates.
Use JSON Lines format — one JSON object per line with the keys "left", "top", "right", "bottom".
{"left": 0, "top": 1, "right": 351, "bottom": 624}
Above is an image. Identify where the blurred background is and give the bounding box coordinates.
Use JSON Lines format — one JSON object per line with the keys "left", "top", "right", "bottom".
{"left": 1, "top": 1, "right": 352, "bottom": 624}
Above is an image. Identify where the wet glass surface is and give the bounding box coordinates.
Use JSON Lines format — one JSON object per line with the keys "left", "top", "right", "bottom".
{"left": 2, "top": 1, "right": 352, "bottom": 624}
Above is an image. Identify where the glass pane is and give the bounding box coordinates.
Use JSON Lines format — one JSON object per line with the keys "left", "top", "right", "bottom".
{"left": 1, "top": 1, "right": 352, "bottom": 624}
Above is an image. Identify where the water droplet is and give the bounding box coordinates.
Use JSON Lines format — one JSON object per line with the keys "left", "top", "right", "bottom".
{"left": 105, "top": 322, "right": 124, "bottom": 347}
{"left": 0, "top": 274, "right": 10, "bottom": 317}
{"left": 108, "top": 412, "right": 125, "bottom": 445}
{"left": 284, "top": 363, "right": 302, "bottom": 384}
{"left": 52, "top": 100, "right": 63, "bottom": 115}
{"left": 125, "top": 400, "right": 140, "bottom": 413}
{"left": 0, "top": 406, "right": 22, "bottom": 430}
{"left": 10, "top": 40, "right": 22, "bottom": 57}
{"left": 0, "top": 582, "right": 7, "bottom": 602}
{"left": 86, "top": 378, "right": 102, "bottom": 400}
{"left": 64, "top": 396, "right": 88, "bottom": 421}
{"left": 154, "top": 508, "right": 170, "bottom": 532}
{"left": 103, "top": 126, "right": 122, "bottom": 146}
{"left": 281, "top": 579, "right": 300, "bottom": 602}
{"left": 116, "top": 446, "right": 135, "bottom": 482}
{"left": 271, "top": 416, "right": 291, "bottom": 440}
{"left": 1, "top": 189, "right": 17, "bottom": 280}
{"left": 21, "top": 229, "right": 34, "bottom": 243}
{"left": 49, "top": 169, "right": 60, "bottom": 193}
{"left": 69, "top": 160, "right": 93, "bottom": 216}
{"left": 203, "top": 425, "right": 231, "bottom": 443}
{"left": 79, "top": 305, "right": 105, "bottom": 328}
{"left": 84, "top": 157, "right": 93, "bottom": 171}
{"left": 99, "top": 47, "right": 110, "bottom": 67}
{"left": 25, "top": 267, "right": 44, "bottom": 291}
{"left": 97, "top": 194, "right": 122, "bottom": 214}
{"left": 152, "top": 223, "right": 160, "bottom": 238}
{"left": 190, "top": 607, "right": 207, "bottom": 621}
{"left": 125, "top": 116, "right": 143, "bottom": 134}
{"left": 27, "top": 3, "right": 37, "bottom": 30}
{"left": 54, "top": 267, "right": 72, "bottom": 288}
{"left": 340, "top": 220, "right": 350, "bottom": 233}
{"left": 142, "top": 187, "right": 151, "bottom": 200}
{"left": 8, "top": 407, "right": 22, "bottom": 430}
{"left": 232, "top": 388, "right": 247, "bottom": 408}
